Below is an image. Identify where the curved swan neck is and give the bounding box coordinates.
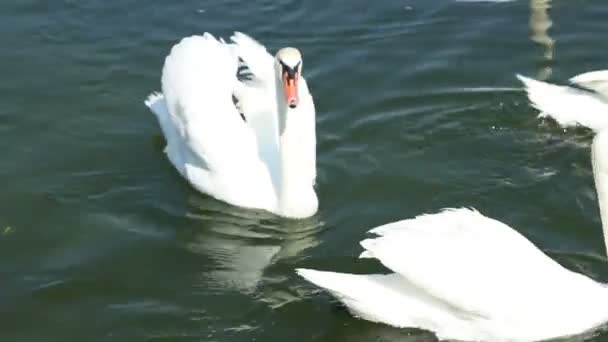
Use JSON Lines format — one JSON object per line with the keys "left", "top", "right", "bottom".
{"left": 592, "top": 131, "right": 608, "bottom": 256}
{"left": 274, "top": 72, "right": 317, "bottom": 219}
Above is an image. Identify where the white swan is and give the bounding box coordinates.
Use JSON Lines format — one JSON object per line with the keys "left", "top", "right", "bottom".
{"left": 145, "top": 32, "right": 317, "bottom": 219}
{"left": 297, "top": 131, "right": 608, "bottom": 341}
{"left": 517, "top": 71, "right": 608, "bottom": 131}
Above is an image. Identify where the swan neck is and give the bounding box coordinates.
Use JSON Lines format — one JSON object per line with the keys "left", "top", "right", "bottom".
{"left": 592, "top": 131, "right": 608, "bottom": 257}
{"left": 275, "top": 78, "right": 317, "bottom": 218}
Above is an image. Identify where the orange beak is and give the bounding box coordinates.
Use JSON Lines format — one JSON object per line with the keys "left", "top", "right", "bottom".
{"left": 283, "top": 72, "right": 299, "bottom": 108}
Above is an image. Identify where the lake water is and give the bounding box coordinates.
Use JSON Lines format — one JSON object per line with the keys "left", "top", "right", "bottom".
{"left": 2, "top": 0, "right": 608, "bottom": 341}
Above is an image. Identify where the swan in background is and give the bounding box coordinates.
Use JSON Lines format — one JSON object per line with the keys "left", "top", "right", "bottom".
{"left": 517, "top": 71, "right": 608, "bottom": 131}
{"left": 297, "top": 130, "right": 608, "bottom": 341}
{"left": 145, "top": 32, "right": 318, "bottom": 219}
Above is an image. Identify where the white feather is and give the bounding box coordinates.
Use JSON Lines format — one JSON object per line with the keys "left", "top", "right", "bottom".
{"left": 297, "top": 132, "right": 608, "bottom": 341}
{"left": 295, "top": 269, "right": 483, "bottom": 340}
{"left": 145, "top": 32, "right": 317, "bottom": 218}
{"left": 298, "top": 207, "right": 608, "bottom": 341}
{"left": 571, "top": 70, "right": 608, "bottom": 98}
{"left": 517, "top": 73, "right": 608, "bottom": 131}
{"left": 230, "top": 32, "right": 275, "bottom": 84}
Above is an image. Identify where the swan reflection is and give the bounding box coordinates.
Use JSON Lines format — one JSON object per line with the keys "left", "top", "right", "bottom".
{"left": 529, "top": 0, "right": 554, "bottom": 79}
{"left": 179, "top": 195, "right": 322, "bottom": 300}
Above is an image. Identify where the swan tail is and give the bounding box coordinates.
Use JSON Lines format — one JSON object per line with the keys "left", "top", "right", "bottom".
{"left": 296, "top": 269, "right": 402, "bottom": 324}
{"left": 296, "top": 268, "right": 463, "bottom": 335}
{"left": 517, "top": 74, "right": 608, "bottom": 130}
{"left": 297, "top": 268, "right": 362, "bottom": 296}
{"left": 517, "top": 74, "right": 578, "bottom": 122}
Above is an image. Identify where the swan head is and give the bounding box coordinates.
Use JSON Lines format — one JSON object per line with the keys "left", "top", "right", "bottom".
{"left": 275, "top": 47, "right": 302, "bottom": 109}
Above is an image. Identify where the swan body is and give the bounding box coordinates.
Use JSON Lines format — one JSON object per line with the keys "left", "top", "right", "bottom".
{"left": 517, "top": 71, "right": 608, "bottom": 131}
{"left": 145, "top": 33, "right": 317, "bottom": 218}
{"left": 297, "top": 131, "right": 608, "bottom": 341}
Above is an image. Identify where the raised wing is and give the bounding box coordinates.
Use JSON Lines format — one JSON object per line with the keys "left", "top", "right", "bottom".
{"left": 228, "top": 32, "right": 282, "bottom": 185}
{"left": 359, "top": 208, "right": 573, "bottom": 318}
{"left": 230, "top": 32, "right": 275, "bottom": 86}
{"left": 160, "top": 33, "right": 262, "bottom": 171}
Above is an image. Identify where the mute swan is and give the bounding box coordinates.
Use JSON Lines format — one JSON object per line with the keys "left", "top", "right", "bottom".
{"left": 517, "top": 71, "right": 608, "bottom": 131}
{"left": 145, "top": 32, "right": 317, "bottom": 219}
{"left": 297, "top": 131, "right": 608, "bottom": 341}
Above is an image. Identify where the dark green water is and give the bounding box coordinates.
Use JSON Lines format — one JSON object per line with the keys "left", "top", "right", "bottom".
{"left": 2, "top": 0, "right": 608, "bottom": 341}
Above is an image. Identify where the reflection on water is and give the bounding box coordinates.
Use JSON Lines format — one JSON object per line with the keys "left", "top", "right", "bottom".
{"left": 529, "top": 0, "right": 554, "bottom": 79}
{"left": 5, "top": 0, "right": 608, "bottom": 340}
{"left": 179, "top": 196, "right": 322, "bottom": 299}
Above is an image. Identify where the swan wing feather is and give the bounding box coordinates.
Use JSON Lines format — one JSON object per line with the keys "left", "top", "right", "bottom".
{"left": 517, "top": 74, "right": 608, "bottom": 131}
{"left": 570, "top": 70, "right": 608, "bottom": 98}
{"left": 359, "top": 208, "right": 570, "bottom": 318}
{"left": 147, "top": 33, "right": 276, "bottom": 208}
{"left": 230, "top": 32, "right": 275, "bottom": 86}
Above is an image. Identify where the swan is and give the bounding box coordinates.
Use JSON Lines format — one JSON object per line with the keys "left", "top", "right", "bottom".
{"left": 297, "top": 131, "right": 608, "bottom": 341}
{"left": 517, "top": 71, "right": 608, "bottom": 131}
{"left": 144, "top": 32, "right": 317, "bottom": 219}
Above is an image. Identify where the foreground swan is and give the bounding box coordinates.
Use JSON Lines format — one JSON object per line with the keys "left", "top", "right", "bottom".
{"left": 517, "top": 71, "right": 608, "bottom": 131}
{"left": 297, "top": 131, "right": 608, "bottom": 341}
{"left": 145, "top": 32, "right": 317, "bottom": 218}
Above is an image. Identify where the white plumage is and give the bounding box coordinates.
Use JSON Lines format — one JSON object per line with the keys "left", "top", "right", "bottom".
{"left": 517, "top": 71, "right": 608, "bottom": 131}
{"left": 145, "top": 32, "right": 318, "bottom": 218}
{"left": 298, "top": 131, "right": 608, "bottom": 341}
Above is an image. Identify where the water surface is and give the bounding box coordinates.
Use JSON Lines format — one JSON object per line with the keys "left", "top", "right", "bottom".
{"left": 2, "top": 0, "right": 608, "bottom": 341}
